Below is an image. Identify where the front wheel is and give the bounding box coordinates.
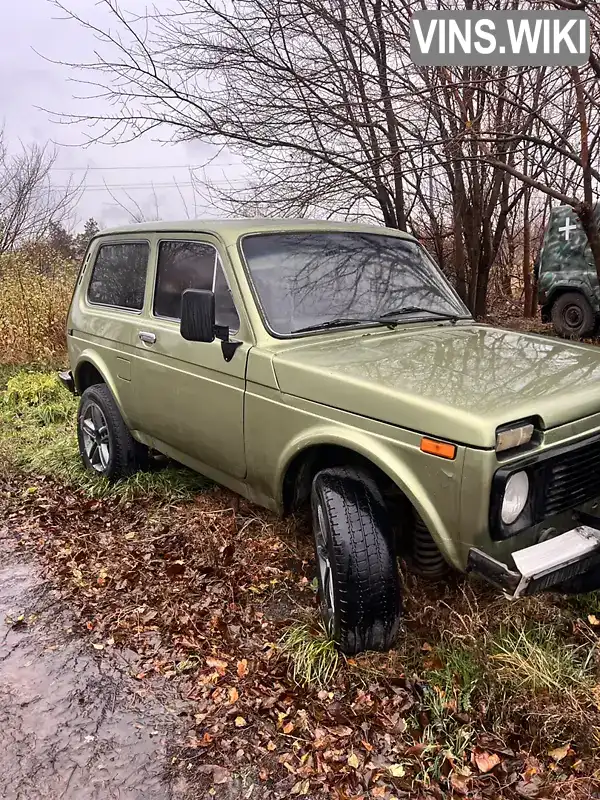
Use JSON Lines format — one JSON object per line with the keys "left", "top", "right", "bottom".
{"left": 551, "top": 292, "right": 596, "bottom": 339}
{"left": 311, "top": 467, "right": 401, "bottom": 654}
{"left": 77, "top": 384, "right": 148, "bottom": 480}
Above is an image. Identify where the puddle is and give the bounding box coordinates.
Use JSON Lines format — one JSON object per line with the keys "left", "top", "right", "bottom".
{"left": 0, "top": 542, "right": 189, "bottom": 799}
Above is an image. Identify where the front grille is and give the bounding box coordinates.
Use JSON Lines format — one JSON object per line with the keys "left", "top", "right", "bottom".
{"left": 527, "top": 551, "right": 600, "bottom": 594}
{"left": 538, "top": 436, "right": 600, "bottom": 518}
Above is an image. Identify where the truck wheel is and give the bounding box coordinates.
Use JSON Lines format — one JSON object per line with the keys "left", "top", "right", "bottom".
{"left": 551, "top": 292, "right": 596, "bottom": 338}
{"left": 77, "top": 384, "right": 148, "bottom": 480}
{"left": 311, "top": 467, "right": 401, "bottom": 654}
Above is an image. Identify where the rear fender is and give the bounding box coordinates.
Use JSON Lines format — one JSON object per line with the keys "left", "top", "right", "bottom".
{"left": 73, "top": 351, "right": 132, "bottom": 427}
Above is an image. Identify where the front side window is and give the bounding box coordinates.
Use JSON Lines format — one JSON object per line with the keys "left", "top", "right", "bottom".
{"left": 154, "top": 240, "right": 240, "bottom": 331}
{"left": 241, "top": 232, "right": 470, "bottom": 335}
{"left": 88, "top": 242, "right": 149, "bottom": 310}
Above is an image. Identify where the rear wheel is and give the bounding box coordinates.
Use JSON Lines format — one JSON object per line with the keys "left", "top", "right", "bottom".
{"left": 77, "top": 384, "right": 148, "bottom": 480}
{"left": 311, "top": 467, "right": 401, "bottom": 654}
{"left": 551, "top": 292, "right": 596, "bottom": 338}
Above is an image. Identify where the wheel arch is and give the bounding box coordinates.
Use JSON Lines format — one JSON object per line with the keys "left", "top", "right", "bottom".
{"left": 73, "top": 352, "right": 131, "bottom": 425}
{"left": 277, "top": 428, "right": 461, "bottom": 569}
{"left": 542, "top": 284, "right": 598, "bottom": 322}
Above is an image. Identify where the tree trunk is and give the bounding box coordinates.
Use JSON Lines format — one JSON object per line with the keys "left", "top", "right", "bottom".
{"left": 453, "top": 202, "right": 468, "bottom": 307}
{"left": 523, "top": 194, "right": 533, "bottom": 318}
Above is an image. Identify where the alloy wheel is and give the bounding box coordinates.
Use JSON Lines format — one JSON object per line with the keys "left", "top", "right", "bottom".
{"left": 81, "top": 403, "right": 111, "bottom": 472}
{"left": 314, "top": 502, "right": 336, "bottom": 633}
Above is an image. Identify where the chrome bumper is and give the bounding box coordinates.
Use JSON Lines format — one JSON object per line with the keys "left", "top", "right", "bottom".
{"left": 468, "top": 524, "right": 600, "bottom": 598}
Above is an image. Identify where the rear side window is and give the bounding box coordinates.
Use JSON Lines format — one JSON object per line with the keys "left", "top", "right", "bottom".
{"left": 154, "top": 240, "right": 240, "bottom": 331}
{"left": 88, "top": 242, "right": 149, "bottom": 310}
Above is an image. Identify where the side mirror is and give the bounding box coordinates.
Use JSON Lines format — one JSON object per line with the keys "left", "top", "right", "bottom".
{"left": 180, "top": 289, "right": 216, "bottom": 342}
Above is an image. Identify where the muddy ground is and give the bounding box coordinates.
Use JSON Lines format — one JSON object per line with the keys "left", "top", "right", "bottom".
{"left": 0, "top": 529, "right": 195, "bottom": 800}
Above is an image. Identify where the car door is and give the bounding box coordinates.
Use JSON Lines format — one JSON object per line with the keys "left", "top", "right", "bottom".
{"left": 130, "top": 236, "right": 249, "bottom": 480}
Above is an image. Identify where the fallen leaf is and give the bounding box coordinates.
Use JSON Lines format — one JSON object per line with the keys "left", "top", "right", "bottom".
{"left": 450, "top": 772, "right": 469, "bottom": 795}
{"left": 291, "top": 779, "right": 310, "bottom": 795}
{"left": 206, "top": 657, "right": 228, "bottom": 675}
{"left": 259, "top": 768, "right": 269, "bottom": 781}
{"left": 92, "top": 643, "right": 104, "bottom": 650}
{"left": 347, "top": 753, "right": 360, "bottom": 769}
{"left": 219, "top": 543, "right": 235, "bottom": 566}
{"left": 361, "top": 739, "right": 373, "bottom": 752}
{"left": 548, "top": 743, "right": 571, "bottom": 762}
{"left": 234, "top": 716, "right": 247, "bottom": 727}
{"left": 515, "top": 776, "right": 544, "bottom": 798}
{"left": 228, "top": 687, "right": 239, "bottom": 704}
{"left": 405, "top": 743, "right": 428, "bottom": 757}
{"left": 371, "top": 788, "right": 386, "bottom": 798}
{"left": 267, "top": 741, "right": 276, "bottom": 752}
{"left": 588, "top": 615, "right": 600, "bottom": 626}
{"left": 387, "top": 763, "right": 406, "bottom": 778}
{"left": 329, "top": 725, "right": 353, "bottom": 737}
{"left": 196, "top": 765, "right": 230, "bottom": 785}
{"left": 473, "top": 750, "right": 501, "bottom": 773}
{"left": 125, "top": 532, "right": 136, "bottom": 540}
{"left": 283, "top": 722, "right": 295, "bottom": 735}
{"left": 237, "top": 659, "right": 248, "bottom": 678}
{"left": 166, "top": 561, "right": 185, "bottom": 578}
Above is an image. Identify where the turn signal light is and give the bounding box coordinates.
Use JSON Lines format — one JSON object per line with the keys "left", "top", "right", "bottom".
{"left": 420, "top": 438, "right": 457, "bottom": 460}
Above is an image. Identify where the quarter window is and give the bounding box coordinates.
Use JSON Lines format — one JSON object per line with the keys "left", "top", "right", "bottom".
{"left": 88, "top": 242, "right": 149, "bottom": 310}
{"left": 154, "top": 240, "right": 240, "bottom": 331}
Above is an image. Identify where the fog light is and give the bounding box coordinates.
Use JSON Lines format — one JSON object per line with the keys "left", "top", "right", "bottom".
{"left": 496, "top": 423, "right": 534, "bottom": 452}
{"left": 501, "top": 471, "right": 530, "bottom": 525}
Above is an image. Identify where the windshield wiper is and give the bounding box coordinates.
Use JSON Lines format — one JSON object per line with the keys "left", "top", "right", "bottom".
{"left": 378, "top": 306, "right": 462, "bottom": 324}
{"left": 291, "top": 317, "right": 398, "bottom": 334}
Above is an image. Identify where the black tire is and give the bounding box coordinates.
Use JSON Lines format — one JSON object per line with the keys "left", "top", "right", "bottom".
{"left": 77, "top": 384, "right": 148, "bottom": 480}
{"left": 551, "top": 292, "right": 596, "bottom": 338}
{"left": 311, "top": 467, "right": 401, "bottom": 655}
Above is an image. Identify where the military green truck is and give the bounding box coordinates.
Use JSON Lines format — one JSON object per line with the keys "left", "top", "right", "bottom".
{"left": 60, "top": 219, "right": 600, "bottom": 655}
{"left": 537, "top": 205, "right": 600, "bottom": 338}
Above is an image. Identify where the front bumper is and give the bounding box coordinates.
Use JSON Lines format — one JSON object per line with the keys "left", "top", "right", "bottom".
{"left": 58, "top": 369, "right": 76, "bottom": 395}
{"left": 467, "top": 521, "right": 600, "bottom": 598}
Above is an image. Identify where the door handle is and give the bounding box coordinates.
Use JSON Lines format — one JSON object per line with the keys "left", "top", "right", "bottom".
{"left": 138, "top": 331, "right": 157, "bottom": 345}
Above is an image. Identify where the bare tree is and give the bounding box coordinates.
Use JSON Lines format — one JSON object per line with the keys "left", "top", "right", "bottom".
{"left": 0, "top": 132, "right": 79, "bottom": 255}
{"left": 49, "top": 0, "right": 600, "bottom": 318}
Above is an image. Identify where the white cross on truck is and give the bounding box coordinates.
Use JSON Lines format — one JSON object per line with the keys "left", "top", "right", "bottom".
{"left": 559, "top": 216, "right": 576, "bottom": 242}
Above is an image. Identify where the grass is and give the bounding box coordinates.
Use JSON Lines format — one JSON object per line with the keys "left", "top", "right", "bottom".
{"left": 0, "top": 368, "right": 208, "bottom": 502}
{"left": 490, "top": 622, "right": 597, "bottom": 696}
{"left": 279, "top": 621, "right": 340, "bottom": 686}
{"left": 425, "top": 642, "right": 485, "bottom": 713}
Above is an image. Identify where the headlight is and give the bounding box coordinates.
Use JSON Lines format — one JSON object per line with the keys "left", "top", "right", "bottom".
{"left": 496, "top": 423, "right": 534, "bottom": 453}
{"left": 501, "top": 471, "right": 530, "bottom": 525}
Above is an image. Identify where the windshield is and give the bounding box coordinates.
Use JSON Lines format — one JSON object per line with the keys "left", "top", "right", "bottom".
{"left": 241, "top": 231, "right": 470, "bottom": 335}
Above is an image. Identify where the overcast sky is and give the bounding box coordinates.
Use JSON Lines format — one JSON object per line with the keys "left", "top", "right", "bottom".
{"left": 3, "top": 0, "right": 241, "bottom": 230}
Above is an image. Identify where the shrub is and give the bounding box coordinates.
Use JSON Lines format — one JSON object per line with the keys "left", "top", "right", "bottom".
{"left": 0, "top": 246, "right": 77, "bottom": 365}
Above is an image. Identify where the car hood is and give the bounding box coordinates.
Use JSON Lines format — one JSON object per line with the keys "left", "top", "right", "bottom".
{"left": 271, "top": 324, "right": 600, "bottom": 448}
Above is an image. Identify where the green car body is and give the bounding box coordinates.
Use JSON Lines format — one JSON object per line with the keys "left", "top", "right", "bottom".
{"left": 63, "top": 218, "right": 600, "bottom": 610}
{"left": 538, "top": 205, "right": 600, "bottom": 336}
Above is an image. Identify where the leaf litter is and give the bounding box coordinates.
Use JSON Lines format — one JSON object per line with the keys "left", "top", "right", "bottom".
{"left": 2, "top": 473, "right": 600, "bottom": 799}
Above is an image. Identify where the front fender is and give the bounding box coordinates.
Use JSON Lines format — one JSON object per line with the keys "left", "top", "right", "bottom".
{"left": 73, "top": 350, "right": 133, "bottom": 428}
{"left": 276, "top": 425, "right": 465, "bottom": 570}
{"left": 543, "top": 282, "right": 600, "bottom": 313}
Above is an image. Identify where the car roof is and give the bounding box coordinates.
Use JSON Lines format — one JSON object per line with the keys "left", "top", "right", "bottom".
{"left": 94, "top": 217, "right": 417, "bottom": 243}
